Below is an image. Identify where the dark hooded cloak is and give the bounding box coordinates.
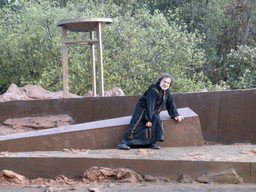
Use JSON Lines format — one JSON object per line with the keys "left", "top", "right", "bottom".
{"left": 120, "top": 83, "right": 180, "bottom": 146}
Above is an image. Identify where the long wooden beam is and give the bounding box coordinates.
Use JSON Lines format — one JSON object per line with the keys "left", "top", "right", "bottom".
{"left": 65, "top": 40, "right": 98, "bottom": 45}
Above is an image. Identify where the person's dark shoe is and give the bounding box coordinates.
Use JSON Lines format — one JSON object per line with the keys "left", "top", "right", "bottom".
{"left": 151, "top": 143, "right": 161, "bottom": 149}
{"left": 117, "top": 143, "right": 130, "bottom": 150}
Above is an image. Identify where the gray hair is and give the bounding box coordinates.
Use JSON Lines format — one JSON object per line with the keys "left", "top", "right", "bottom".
{"left": 156, "top": 73, "right": 173, "bottom": 86}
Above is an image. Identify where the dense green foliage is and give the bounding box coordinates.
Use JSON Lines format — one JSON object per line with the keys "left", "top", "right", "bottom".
{"left": 0, "top": 0, "right": 255, "bottom": 95}
{"left": 225, "top": 45, "right": 256, "bottom": 89}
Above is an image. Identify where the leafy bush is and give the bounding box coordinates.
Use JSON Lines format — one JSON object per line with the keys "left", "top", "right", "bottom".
{"left": 0, "top": 0, "right": 226, "bottom": 95}
{"left": 225, "top": 45, "right": 256, "bottom": 89}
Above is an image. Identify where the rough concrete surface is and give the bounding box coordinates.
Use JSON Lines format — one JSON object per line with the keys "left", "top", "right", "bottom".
{"left": 1, "top": 144, "right": 256, "bottom": 163}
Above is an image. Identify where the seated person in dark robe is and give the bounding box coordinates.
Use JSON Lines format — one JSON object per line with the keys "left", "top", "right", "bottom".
{"left": 117, "top": 73, "right": 184, "bottom": 150}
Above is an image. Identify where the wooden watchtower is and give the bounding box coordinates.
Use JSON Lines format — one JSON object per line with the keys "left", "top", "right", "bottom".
{"left": 57, "top": 18, "right": 113, "bottom": 97}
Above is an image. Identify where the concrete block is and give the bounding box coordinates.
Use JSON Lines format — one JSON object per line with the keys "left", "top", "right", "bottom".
{"left": 0, "top": 107, "right": 203, "bottom": 152}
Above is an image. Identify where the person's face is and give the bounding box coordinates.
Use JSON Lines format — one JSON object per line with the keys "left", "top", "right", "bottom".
{"left": 160, "top": 77, "right": 172, "bottom": 90}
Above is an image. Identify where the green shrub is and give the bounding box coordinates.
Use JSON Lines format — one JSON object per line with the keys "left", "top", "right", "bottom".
{"left": 0, "top": 0, "right": 221, "bottom": 95}
{"left": 225, "top": 45, "right": 256, "bottom": 89}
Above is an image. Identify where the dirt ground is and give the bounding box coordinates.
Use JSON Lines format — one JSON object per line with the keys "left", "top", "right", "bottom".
{"left": 0, "top": 178, "right": 256, "bottom": 192}
{"left": 0, "top": 169, "right": 256, "bottom": 192}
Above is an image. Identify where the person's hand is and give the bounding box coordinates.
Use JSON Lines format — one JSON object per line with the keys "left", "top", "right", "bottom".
{"left": 175, "top": 116, "right": 184, "bottom": 123}
{"left": 146, "top": 121, "right": 152, "bottom": 127}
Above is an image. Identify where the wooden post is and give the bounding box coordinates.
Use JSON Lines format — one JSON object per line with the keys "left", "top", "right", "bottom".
{"left": 62, "top": 27, "right": 69, "bottom": 98}
{"left": 90, "top": 31, "right": 97, "bottom": 97}
{"left": 96, "top": 22, "right": 104, "bottom": 97}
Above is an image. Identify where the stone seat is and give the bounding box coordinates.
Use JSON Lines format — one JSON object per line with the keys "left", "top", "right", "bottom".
{"left": 0, "top": 107, "right": 203, "bottom": 152}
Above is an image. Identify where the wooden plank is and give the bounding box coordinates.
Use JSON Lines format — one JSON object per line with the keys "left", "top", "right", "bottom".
{"left": 65, "top": 40, "right": 98, "bottom": 45}
{"left": 57, "top": 18, "right": 113, "bottom": 32}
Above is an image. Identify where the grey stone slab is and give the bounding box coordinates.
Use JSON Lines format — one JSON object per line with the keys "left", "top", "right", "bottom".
{"left": 0, "top": 108, "right": 202, "bottom": 152}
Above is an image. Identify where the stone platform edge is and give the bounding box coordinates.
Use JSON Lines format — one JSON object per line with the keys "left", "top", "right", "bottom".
{"left": 0, "top": 151, "right": 255, "bottom": 183}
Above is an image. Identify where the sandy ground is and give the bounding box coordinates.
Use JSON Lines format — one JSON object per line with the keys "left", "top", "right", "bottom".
{"left": 1, "top": 181, "right": 256, "bottom": 192}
